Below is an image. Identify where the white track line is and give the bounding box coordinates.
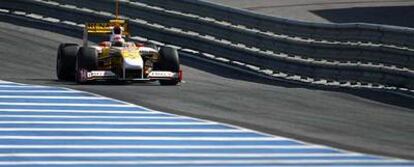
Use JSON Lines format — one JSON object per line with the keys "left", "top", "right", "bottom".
{"left": 0, "top": 136, "right": 283, "bottom": 141}
{"left": 0, "top": 96, "right": 105, "bottom": 99}
{"left": 0, "top": 85, "right": 49, "bottom": 88}
{"left": 0, "top": 80, "right": 13, "bottom": 83}
{"left": 0, "top": 90, "right": 81, "bottom": 93}
{"left": 0, "top": 153, "right": 365, "bottom": 158}
{"left": 0, "top": 128, "right": 244, "bottom": 133}
{"left": 0, "top": 102, "right": 134, "bottom": 107}
{"left": 0, "top": 115, "right": 176, "bottom": 119}
{"left": 0, "top": 145, "right": 326, "bottom": 149}
{"left": 0, "top": 159, "right": 407, "bottom": 165}
{"left": 0, "top": 109, "right": 157, "bottom": 114}
{"left": 0, "top": 121, "right": 215, "bottom": 125}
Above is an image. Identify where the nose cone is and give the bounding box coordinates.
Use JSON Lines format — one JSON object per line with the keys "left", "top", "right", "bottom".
{"left": 124, "top": 57, "right": 143, "bottom": 70}
{"left": 123, "top": 52, "right": 143, "bottom": 70}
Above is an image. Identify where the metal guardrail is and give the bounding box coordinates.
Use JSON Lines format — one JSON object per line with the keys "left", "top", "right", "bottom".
{"left": 137, "top": 0, "right": 414, "bottom": 49}
{"left": 48, "top": 0, "right": 414, "bottom": 69}
{"left": 1, "top": 0, "right": 413, "bottom": 89}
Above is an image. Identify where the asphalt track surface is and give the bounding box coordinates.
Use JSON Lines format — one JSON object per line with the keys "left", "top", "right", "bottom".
{"left": 206, "top": 0, "right": 414, "bottom": 27}
{"left": 0, "top": 18, "right": 413, "bottom": 162}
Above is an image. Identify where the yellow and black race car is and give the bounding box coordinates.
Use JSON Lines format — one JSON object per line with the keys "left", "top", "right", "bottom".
{"left": 56, "top": 19, "right": 182, "bottom": 85}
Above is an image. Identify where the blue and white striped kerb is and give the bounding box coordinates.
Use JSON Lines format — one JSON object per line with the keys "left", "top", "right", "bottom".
{"left": 0, "top": 80, "right": 412, "bottom": 167}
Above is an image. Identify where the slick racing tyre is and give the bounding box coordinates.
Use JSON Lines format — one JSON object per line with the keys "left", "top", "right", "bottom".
{"left": 75, "top": 47, "right": 98, "bottom": 84}
{"left": 56, "top": 43, "right": 79, "bottom": 81}
{"left": 157, "top": 47, "right": 180, "bottom": 86}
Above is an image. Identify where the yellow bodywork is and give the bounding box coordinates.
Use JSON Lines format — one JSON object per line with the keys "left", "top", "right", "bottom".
{"left": 98, "top": 46, "right": 142, "bottom": 70}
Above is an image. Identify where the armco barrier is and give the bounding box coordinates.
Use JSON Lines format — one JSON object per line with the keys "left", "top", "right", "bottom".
{"left": 49, "top": 0, "right": 414, "bottom": 69}
{"left": 136, "top": 0, "right": 414, "bottom": 49}
{"left": 48, "top": 0, "right": 414, "bottom": 69}
{"left": 1, "top": 0, "right": 413, "bottom": 89}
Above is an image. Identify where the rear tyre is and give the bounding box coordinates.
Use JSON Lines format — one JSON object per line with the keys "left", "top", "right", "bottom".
{"left": 157, "top": 47, "right": 180, "bottom": 86}
{"left": 75, "top": 47, "right": 98, "bottom": 84}
{"left": 56, "top": 43, "right": 79, "bottom": 81}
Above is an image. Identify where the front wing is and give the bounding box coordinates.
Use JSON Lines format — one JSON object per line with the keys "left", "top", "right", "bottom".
{"left": 86, "top": 70, "right": 180, "bottom": 81}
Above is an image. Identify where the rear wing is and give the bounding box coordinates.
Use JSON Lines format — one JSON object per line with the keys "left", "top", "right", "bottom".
{"left": 83, "top": 19, "right": 129, "bottom": 46}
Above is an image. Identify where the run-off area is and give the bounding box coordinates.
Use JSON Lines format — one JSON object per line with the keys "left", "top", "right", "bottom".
{"left": 0, "top": 80, "right": 411, "bottom": 167}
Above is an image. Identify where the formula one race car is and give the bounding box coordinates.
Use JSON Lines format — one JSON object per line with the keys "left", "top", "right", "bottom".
{"left": 56, "top": 19, "right": 182, "bottom": 85}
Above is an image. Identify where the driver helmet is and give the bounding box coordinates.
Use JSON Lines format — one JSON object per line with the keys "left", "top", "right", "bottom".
{"left": 111, "top": 26, "right": 125, "bottom": 47}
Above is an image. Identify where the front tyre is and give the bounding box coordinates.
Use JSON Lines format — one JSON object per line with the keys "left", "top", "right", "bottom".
{"left": 56, "top": 43, "right": 79, "bottom": 81}
{"left": 157, "top": 47, "right": 180, "bottom": 85}
{"left": 75, "top": 47, "right": 98, "bottom": 84}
